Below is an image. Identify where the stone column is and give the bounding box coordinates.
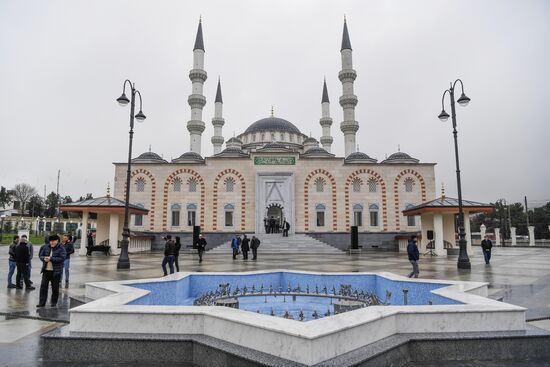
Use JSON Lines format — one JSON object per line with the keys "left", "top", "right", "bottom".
{"left": 464, "top": 212, "right": 473, "bottom": 256}
{"left": 79, "top": 211, "right": 89, "bottom": 256}
{"left": 109, "top": 213, "right": 121, "bottom": 254}
{"left": 494, "top": 228, "right": 500, "bottom": 246}
{"left": 528, "top": 226, "right": 535, "bottom": 246}
{"left": 434, "top": 213, "right": 444, "bottom": 255}
{"left": 510, "top": 227, "right": 517, "bottom": 246}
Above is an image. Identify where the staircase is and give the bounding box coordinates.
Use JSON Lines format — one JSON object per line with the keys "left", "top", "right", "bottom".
{"left": 207, "top": 233, "right": 345, "bottom": 255}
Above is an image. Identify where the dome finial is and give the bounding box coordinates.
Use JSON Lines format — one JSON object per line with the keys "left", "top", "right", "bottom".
{"left": 398, "top": 144, "right": 401, "bottom": 152}
{"left": 441, "top": 182, "right": 446, "bottom": 199}
{"left": 106, "top": 182, "right": 111, "bottom": 198}
{"left": 148, "top": 144, "right": 151, "bottom": 152}
{"left": 270, "top": 105, "right": 274, "bottom": 117}
{"left": 357, "top": 144, "right": 359, "bottom": 151}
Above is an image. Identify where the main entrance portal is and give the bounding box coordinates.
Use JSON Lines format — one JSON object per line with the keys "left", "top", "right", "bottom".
{"left": 255, "top": 173, "right": 294, "bottom": 234}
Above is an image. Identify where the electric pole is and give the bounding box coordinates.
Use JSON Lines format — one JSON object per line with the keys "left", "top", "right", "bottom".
{"left": 524, "top": 196, "right": 530, "bottom": 228}
{"left": 56, "top": 170, "right": 61, "bottom": 223}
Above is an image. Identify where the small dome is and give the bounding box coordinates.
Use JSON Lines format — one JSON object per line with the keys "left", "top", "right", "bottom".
{"left": 244, "top": 117, "right": 302, "bottom": 135}
{"left": 382, "top": 151, "right": 419, "bottom": 164}
{"left": 303, "top": 137, "right": 318, "bottom": 144}
{"left": 215, "top": 146, "right": 248, "bottom": 157}
{"left": 302, "top": 146, "right": 334, "bottom": 157}
{"left": 172, "top": 152, "right": 205, "bottom": 164}
{"left": 132, "top": 151, "right": 167, "bottom": 163}
{"left": 226, "top": 137, "right": 242, "bottom": 144}
{"left": 344, "top": 151, "right": 377, "bottom": 164}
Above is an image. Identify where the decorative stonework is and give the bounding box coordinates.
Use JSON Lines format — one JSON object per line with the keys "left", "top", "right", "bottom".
{"left": 304, "top": 169, "right": 337, "bottom": 231}
{"left": 129, "top": 169, "right": 157, "bottom": 231}
{"left": 254, "top": 156, "right": 296, "bottom": 165}
{"left": 344, "top": 169, "right": 387, "bottom": 231}
{"left": 394, "top": 169, "right": 427, "bottom": 231}
{"left": 162, "top": 169, "right": 205, "bottom": 230}
{"left": 212, "top": 169, "right": 246, "bottom": 231}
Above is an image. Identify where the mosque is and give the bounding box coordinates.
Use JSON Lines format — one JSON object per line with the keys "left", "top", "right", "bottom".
{"left": 112, "top": 19, "right": 436, "bottom": 247}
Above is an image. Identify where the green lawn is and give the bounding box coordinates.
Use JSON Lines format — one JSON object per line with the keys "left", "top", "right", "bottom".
{"left": 0, "top": 234, "right": 48, "bottom": 245}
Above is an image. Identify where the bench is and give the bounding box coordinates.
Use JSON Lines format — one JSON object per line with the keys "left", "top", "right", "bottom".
{"left": 86, "top": 245, "right": 111, "bottom": 256}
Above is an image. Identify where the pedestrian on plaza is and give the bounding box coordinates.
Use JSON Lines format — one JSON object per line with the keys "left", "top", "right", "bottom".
{"left": 37, "top": 234, "right": 66, "bottom": 307}
{"left": 481, "top": 235, "right": 493, "bottom": 265}
{"left": 269, "top": 216, "right": 276, "bottom": 234}
{"left": 407, "top": 235, "right": 420, "bottom": 278}
{"left": 14, "top": 236, "right": 35, "bottom": 290}
{"left": 231, "top": 234, "right": 239, "bottom": 260}
{"left": 282, "top": 219, "right": 290, "bottom": 237}
{"left": 174, "top": 236, "right": 182, "bottom": 272}
{"left": 60, "top": 234, "right": 75, "bottom": 288}
{"left": 7, "top": 235, "right": 18, "bottom": 289}
{"left": 263, "top": 217, "right": 269, "bottom": 234}
{"left": 197, "top": 234, "right": 207, "bottom": 263}
{"left": 241, "top": 234, "right": 250, "bottom": 260}
{"left": 19, "top": 235, "right": 34, "bottom": 283}
{"left": 162, "top": 235, "right": 176, "bottom": 276}
{"left": 251, "top": 236, "right": 260, "bottom": 261}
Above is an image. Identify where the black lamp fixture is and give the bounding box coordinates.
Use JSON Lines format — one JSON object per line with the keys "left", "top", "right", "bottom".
{"left": 115, "top": 79, "right": 146, "bottom": 270}
{"left": 438, "top": 79, "right": 471, "bottom": 270}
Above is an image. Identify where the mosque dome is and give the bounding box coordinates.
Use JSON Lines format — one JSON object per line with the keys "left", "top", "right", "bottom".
{"left": 132, "top": 151, "right": 167, "bottom": 163}
{"left": 382, "top": 151, "right": 419, "bottom": 164}
{"left": 172, "top": 151, "right": 205, "bottom": 164}
{"left": 244, "top": 117, "right": 302, "bottom": 135}
{"left": 344, "top": 151, "right": 377, "bottom": 164}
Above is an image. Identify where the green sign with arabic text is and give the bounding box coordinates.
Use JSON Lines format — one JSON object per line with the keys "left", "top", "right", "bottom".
{"left": 254, "top": 156, "right": 296, "bottom": 165}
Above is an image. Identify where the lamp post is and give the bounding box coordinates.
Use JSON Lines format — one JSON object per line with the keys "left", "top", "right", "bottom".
{"left": 116, "top": 80, "right": 146, "bottom": 270}
{"left": 438, "top": 79, "right": 471, "bottom": 270}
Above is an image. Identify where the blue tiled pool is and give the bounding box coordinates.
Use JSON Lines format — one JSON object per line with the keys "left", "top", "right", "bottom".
{"left": 126, "top": 272, "right": 460, "bottom": 321}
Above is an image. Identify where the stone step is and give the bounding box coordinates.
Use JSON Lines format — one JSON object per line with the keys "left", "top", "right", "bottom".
{"left": 207, "top": 234, "right": 344, "bottom": 254}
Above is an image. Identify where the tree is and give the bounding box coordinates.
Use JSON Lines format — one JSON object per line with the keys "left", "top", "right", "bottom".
{"left": 0, "top": 186, "right": 12, "bottom": 208}
{"left": 11, "top": 183, "right": 37, "bottom": 214}
{"left": 78, "top": 193, "right": 94, "bottom": 201}
{"left": 45, "top": 191, "right": 60, "bottom": 218}
{"left": 532, "top": 202, "right": 550, "bottom": 239}
{"left": 3, "top": 220, "right": 13, "bottom": 234}
{"left": 62, "top": 196, "right": 73, "bottom": 204}
{"left": 28, "top": 195, "right": 46, "bottom": 217}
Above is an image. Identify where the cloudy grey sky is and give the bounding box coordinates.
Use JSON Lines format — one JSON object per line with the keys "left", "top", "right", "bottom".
{"left": 0, "top": 0, "right": 548, "bottom": 205}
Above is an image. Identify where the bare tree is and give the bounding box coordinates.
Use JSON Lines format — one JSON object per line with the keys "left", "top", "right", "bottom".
{"left": 12, "top": 183, "right": 37, "bottom": 214}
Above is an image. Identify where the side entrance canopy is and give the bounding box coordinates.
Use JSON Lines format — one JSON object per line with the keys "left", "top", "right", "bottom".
{"left": 402, "top": 196, "right": 493, "bottom": 256}
{"left": 61, "top": 196, "right": 149, "bottom": 256}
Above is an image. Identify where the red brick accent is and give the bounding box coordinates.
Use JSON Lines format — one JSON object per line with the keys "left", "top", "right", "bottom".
{"left": 393, "top": 169, "right": 427, "bottom": 231}
{"left": 303, "top": 169, "right": 337, "bottom": 231}
{"left": 344, "top": 169, "right": 388, "bottom": 231}
{"left": 127, "top": 169, "right": 157, "bottom": 231}
{"left": 212, "top": 169, "right": 247, "bottom": 231}
{"left": 162, "top": 169, "right": 205, "bottom": 230}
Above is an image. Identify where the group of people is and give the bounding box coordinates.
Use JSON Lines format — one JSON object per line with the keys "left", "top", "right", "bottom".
{"left": 161, "top": 233, "right": 208, "bottom": 276}
{"left": 263, "top": 217, "right": 291, "bottom": 236}
{"left": 7, "top": 233, "right": 75, "bottom": 308}
{"left": 231, "top": 234, "right": 261, "bottom": 260}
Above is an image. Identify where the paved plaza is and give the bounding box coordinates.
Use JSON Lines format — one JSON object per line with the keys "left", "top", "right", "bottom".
{"left": 1, "top": 243, "right": 550, "bottom": 366}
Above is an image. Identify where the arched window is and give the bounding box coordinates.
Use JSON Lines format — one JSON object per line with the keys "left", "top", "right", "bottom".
{"left": 224, "top": 203, "right": 234, "bottom": 227}
{"left": 261, "top": 133, "right": 265, "bottom": 141}
{"left": 171, "top": 203, "right": 181, "bottom": 227}
{"left": 351, "top": 177, "right": 362, "bottom": 193}
{"left": 280, "top": 132, "right": 284, "bottom": 141}
{"left": 315, "top": 203, "right": 326, "bottom": 227}
{"left": 404, "top": 177, "right": 415, "bottom": 192}
{"left": 353, "top": 204, "right": 363, "bottom": 227}
{"left": 224, "top": 177, "right": 235, "bottom": 192}
{"left": 314, "top": 177, "right": 326, "bottom": 193}
{"left": 367, "top": 177, "right": 377, "bottom": 193}
{"left": 290, "top": 134, "right": 294, "bottom": 142}
{"left": 271, "top": 133, "right": 275, "bottom": 141}
{"left": 252, "top": 134, "right": 256, "bottom": 142}
{"left": 172, "top": 177, "right": 182, "bottom": 192}
{"left": 135, "top": 177, "right": 146, "bottom": 192}
{"left": 406, "top": 203, "right": 416, "bottom": 227}
{"left": 369, "top": 203, "right": 379, "bottom": 227}
{"left": 187, "top": 178, "right": 197, "bottom": 192}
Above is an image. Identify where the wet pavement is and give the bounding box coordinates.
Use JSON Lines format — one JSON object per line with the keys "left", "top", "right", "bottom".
{"left": 1, "top": 243, "right": 550, "bottom": 366}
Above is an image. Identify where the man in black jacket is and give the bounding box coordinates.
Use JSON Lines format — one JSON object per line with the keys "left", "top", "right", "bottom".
{"left": 60, "top": 234, "right": 75, "bottom": 288}
{"left": 14, "top": 237, "right": 35, "bottom": 290}
{"left": 481, "top": 235, "right": 493, "bottom": 264}
{"left": 251, "top": 236, "right": 260, "bottom": 260}
{"left": 7, "top": 235, "right": 18, "bottom": 289}
{"left": 241, "top": 234, "right": 250, "bottom": 260}
{"left": 197, "top": 234, "right": 207, "bottom": 263}
{"left": 407, "top": 235, "right": 420, "bottom": 278}
{"left": 37, "top": 235, "right": 66, "bottom": 307}
{"left": 162, "top": 235, "right": 176, "bottom": 276}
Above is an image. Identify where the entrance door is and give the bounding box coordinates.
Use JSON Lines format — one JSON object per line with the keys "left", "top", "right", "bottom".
{"left": 266, "top": 205, "right": 283, "bottom": 233}
{"left": 255, "top": 173, "right": 295, "bottom": 234}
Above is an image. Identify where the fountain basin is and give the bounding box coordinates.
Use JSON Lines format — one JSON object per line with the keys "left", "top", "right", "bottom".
{"left": 71, "top": 270, "right": 526, "bottom": 365}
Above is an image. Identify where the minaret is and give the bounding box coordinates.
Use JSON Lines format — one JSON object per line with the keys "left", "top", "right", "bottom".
{"left": 211, "top": 77, "right": 225, "bottom": 154}
{"left": 187, "top": 18, "right": 207, "bottom": 155}
{"left": 339, "top": 17, "right": 359, "bottom": 157}
{"left": 319, "top": 78, "right": 333, "bottom": 152}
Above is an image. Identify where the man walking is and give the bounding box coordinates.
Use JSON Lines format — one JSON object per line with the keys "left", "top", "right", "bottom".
{"left": 241, "top": 234, "right": 250, "bottom": 260}
{"left": 7, "top": 235, "right": 18, "bottom": 289}
{"left": 21, "top": 235, "right": 34, "bottom": 283}
{"left": 251, "top": 236, "right": 260, "bottom": 261}
{"left": 15, "top": 237, "right": 35, "bottom": 290}
{"left": 481, "top": 235, "right": 493, "bottom": 265}
{"left": 197, "top": 234, "right": 207, "bottom": 263}
{"left": 282, "top": 219, "right": 290, "bottom": 237}
{"left": 60, "top": 234, "right": 75, "bottom": 288}
{"left": 161, "top": 235, "right": 176, "bottom": 276}
{"left": 407, "top": 235, "right": 420, "bottom": 278}
{"left": 37, "top": 235, "right": 66, "bottom": 307}
{"left": 174, "top": 236, "right": 182, "bottom": 272}
{"left": 231, "top": 234, "right": 239, "bottom": 260}
{"left": 86, "top": 231, "right": 94, "bottom": 256}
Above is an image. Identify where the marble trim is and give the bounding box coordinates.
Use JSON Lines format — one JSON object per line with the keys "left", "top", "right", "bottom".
{"left": 70, "top": 270, "right": 526, "bottom": 365}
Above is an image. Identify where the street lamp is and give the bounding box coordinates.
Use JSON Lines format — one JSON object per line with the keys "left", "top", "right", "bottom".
{"left": 439, "top": 79, "right": 471, "bottom": 270}
{"left": 116, "top": 79, "right": 146, "bottom": 270}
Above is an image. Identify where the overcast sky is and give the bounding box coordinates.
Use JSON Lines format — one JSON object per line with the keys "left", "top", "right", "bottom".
{"left": 0, "top": 0, "right": 548, "bottom": 205}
